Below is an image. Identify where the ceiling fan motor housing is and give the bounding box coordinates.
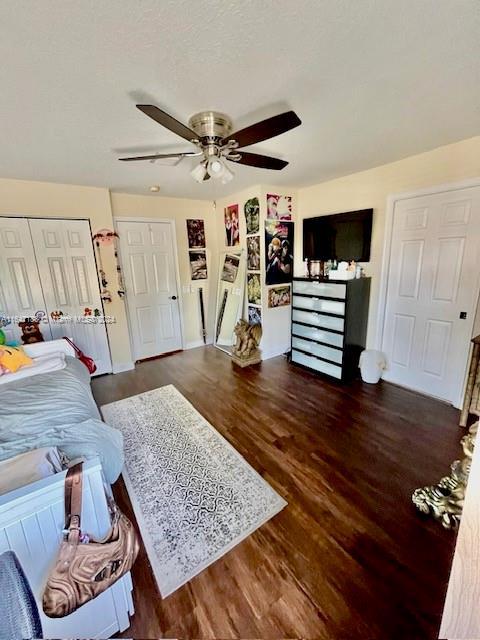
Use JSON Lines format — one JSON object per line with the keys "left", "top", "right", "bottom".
{"left": 188, "top": 111, "right": 233, "bottom": 142}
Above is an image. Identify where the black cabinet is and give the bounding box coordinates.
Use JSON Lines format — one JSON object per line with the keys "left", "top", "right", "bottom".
{"left": 290, "top": 277, "right": 371, "bottom": 381}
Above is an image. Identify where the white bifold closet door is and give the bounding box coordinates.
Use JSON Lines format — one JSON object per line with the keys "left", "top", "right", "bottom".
{"left": 0, "top": 217, "right": 112, "bottom": 376}
{"left": 0, "top": 218, "right": 53, "bottom": 345}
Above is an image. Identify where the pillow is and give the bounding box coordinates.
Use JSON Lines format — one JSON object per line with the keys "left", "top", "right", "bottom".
{"left": 0, "top": 352, "right": 66, "bottom": 386}
{"left": 0, "top": 346, "right": 32, "bottom": 373}
{"left": 0, "top": 447, "right": 64, "bottom": 496}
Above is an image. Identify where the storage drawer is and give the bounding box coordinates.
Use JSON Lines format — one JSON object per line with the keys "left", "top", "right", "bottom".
{"left": 292, "top": 323, "right": 344, "bottom": 348}
{"left": 292, "top": 309, "right": 344, "bottom": 333}
{"left": 293, "top": 280, "right": 346, "bottom": 299}
{"left": 291, "top": 349, "right": 342, "bottom": 379}
{"left": 292, "top": 337, "right": 343, "bottom": 364}
{"left": 292, "top": 294, "right": 345, "bottom": 316}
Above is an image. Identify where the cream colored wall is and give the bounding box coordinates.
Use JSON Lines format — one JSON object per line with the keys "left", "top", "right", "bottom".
{"left": 0, "top": 178, "right": 218, "bottom": 370}
{"left": 110, "top": 192, "right": 216, "bottom": 348}
{"left": 297, "top": 136, "right": 480, "bottom": 347}
{"left": 0, "top": 177, "right": 132, "bottom": 369}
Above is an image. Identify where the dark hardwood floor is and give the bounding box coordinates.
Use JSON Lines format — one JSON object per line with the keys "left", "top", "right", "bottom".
{"left": 92, "top": 346, "right": 462, "bottom": 639}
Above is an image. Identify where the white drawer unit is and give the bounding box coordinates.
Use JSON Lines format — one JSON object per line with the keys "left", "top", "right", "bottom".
{"left": 293, "top": 280, "right": 346, "bottom": 299}
{"left": 292, "top": 308, "right": 345, "bottom": 332}
{"left": 292, "top": 294, "right": 345, "bottom": 316}
{"left": 292, "top": 322, "right": 344, "bottom": 348}
{"left": 292, "top": 336, "right": 343, "bottom": 364}
{"left": 290, "top": 277, "right": 371, "bottom": 381}
{"left": 291, "top": 349, "right": 342, "bottom": 379}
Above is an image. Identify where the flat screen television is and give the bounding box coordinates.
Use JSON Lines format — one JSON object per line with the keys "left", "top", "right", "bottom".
{"left": 303, "top": 209, "right": 373, "bottom": 262}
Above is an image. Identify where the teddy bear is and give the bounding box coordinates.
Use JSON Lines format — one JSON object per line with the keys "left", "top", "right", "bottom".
{"left": 18, "top": 318, "right": 45, "bottom": 344}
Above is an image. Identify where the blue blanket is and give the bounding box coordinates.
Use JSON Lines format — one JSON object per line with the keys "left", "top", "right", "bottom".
{"left": 0, "top": 358, "right": 123, "bottom": 483}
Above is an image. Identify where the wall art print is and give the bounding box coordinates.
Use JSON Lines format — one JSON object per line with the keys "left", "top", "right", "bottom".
{"left": 244, "top": 197, "right": 260, "bottom": 235}
{"left": 221, "top": 254, "right": 240, "bottom": 283}
{"left": 224, "top": 204, "right": 240, "bottom": 246}
{"left": 268, "top": 285, "right": 291, "bottom": 308}
{"left": 265, "top": 220, "right": 294, "bottom": 285}
{"left": 247, "top": 236, "right": 261, "bottom": 271}
{"left": 189, "top": 250, "right": 208, "bottom": 280}
{"left": 186, "top": 219, "right": 205, "bottom": 249}
{"left": 266, "top": 194, "right": 292, "bottom": 220}
{"left": 247, "top": 273, "right": 262, "bottom": 305}
{"left": 248, "top": 306, "right": 262, "bottom": 325}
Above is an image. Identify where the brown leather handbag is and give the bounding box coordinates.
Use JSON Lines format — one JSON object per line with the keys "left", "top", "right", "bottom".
{"left": 43, "top": 462, "right": 139, "bottom": 618}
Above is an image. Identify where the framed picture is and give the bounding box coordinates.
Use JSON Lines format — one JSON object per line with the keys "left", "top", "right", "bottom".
{"left": 266, "top": 194, "right": 292, "bottom": 220}
{"left": 186, "top": 219, "right": 205, "bottom": 248}
{"left": 224, "top": 204, "right": 240, "bottom": 246}
{"left": 248, "top": 306, "right": 262, "bottom": 325}
{"left": 247, "top": 236, "right": 261, "bottom": 271}
{"left": 221, "top": 254, "right": 240, "bottom": 283}
{"left": 265, "top": 220, "right": 294, "bottom": 285}
{"left": 268, "top": 285, "right": 291, "bottom": 308}
{"left": 244, "top": 197, "right": 260, "bottom": 234}
{"left": 247, "top": 273, "right": 261, "bottom": 305}
{"left": 188, "top": 250, "right": 207, "bottom": 280}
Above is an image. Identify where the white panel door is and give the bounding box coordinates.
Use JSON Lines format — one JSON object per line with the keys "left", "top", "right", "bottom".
{"left": 117, "top": 220, "right": 182, "bottom": 360}
{"left": 29, "top": 219, "right": 112, "bottom": 375}
{"left": 382, "top": 186, "right": 480, "bottom": 406}
{"left": 0, "top": 217, "right": 52, "bottom": 344}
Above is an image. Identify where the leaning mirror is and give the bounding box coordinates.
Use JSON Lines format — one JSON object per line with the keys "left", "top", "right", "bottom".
{"left": 214, "top": 250, "right": 246, "bottom": 355}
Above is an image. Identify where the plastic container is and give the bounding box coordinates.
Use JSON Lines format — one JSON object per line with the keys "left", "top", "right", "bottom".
{"left": 359, "top": 349, "right": 386, "bottom": 383}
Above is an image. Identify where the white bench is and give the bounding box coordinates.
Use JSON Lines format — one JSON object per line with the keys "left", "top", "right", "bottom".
{"left": 0, "top": 458, "right": 134, "bottom": 639}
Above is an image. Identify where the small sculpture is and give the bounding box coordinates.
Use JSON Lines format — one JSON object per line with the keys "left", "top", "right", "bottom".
{"left": 412, "top": 421, "right": 478, "bottom": 529}
{"left": 231, "top": 319, "right": 262, "bottom": 367}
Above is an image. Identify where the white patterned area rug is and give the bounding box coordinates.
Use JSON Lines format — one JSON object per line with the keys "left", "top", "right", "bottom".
{"left": 101, "top": 385, "right": 287, "bottom": 597}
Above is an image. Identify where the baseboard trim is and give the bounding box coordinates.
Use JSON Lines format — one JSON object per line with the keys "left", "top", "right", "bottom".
{"left": 185, "top": 339, "right": 213, "bottom": 350}
{"left": 112, "top": 361, "right": 135, "bottom": 374}
{"left": 261, "top": 347, "right": 290, "bottom": 361}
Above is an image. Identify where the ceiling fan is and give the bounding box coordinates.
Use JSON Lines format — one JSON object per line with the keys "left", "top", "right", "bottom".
{"left": 119, "top": 105, "right": 301, "bottom": 183}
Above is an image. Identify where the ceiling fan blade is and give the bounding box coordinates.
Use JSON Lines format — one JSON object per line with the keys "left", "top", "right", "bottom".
{"left": 228, "top": 151, "right": 288, "bottom": 170}
{"left": 136, "top": 105, "right": 198, "bottom": 142}
{"left": 119, "top": 151, "right": 200, "bottom": 162}
{"left": 224, "top": 111, "right": 301, "bottom": 148}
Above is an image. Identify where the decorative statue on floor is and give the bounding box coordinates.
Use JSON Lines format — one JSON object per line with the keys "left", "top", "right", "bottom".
{"left": 412, "top": 421, "right": 478, "bottom": 529}
{"left": 231, "top": 319, "right": 262, "bottom": 367}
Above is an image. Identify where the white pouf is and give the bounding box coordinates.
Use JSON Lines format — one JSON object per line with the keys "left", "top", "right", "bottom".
{"left": 359, "top": 349, "right": 386, "bottom": 383}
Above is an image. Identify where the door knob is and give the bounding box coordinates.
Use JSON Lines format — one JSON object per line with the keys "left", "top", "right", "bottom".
{"left": 170, "top": 295, "right": 177, "bottom": 300}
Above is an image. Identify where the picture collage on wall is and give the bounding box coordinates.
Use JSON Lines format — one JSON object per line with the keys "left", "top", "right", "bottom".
{"left": 186, "top": 219, "right": 207, "bottom": 280}
{"left": 224, "top": 204, "right": 240, "bottom": 246}
{"left": 266, "top": 193, "right": 292, "bottom": 220}
{"left": 244, "top": 197, "right": 261, "bottom": 323}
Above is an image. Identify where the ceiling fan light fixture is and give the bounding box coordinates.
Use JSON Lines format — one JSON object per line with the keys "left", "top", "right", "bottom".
{"left": 207, "top": 157, "right": 224, "bottom": 178}
{"left": 191, "top": 161, "right": 207, "bottom": 183}
{"left": 220, "top": 163, "right": 234, "bottom": 184}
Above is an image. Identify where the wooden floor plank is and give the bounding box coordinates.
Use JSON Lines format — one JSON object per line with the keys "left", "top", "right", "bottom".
{"left": 92, "top": 346, "right": 461, "bottom": 639}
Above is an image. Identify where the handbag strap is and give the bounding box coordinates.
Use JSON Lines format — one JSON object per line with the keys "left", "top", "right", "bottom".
{"left": 64, "top": 462, "right": 83, "bottom": 532}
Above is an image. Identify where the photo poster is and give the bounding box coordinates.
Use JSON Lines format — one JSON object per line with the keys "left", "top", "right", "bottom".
{"left": 265, "top": 220, "right": 294, "bottom": 285}
{"left": 247, "top": 273, "right": 262, "bottom": 305}
{"left": 186, "top": 219, "right": 205, "bottom": 249}
{"left": 266, "top": 194, "right": 292, "bottom": 220}
{"left": 188, "top": 250, "right": 207, "bottom": 280}
{"left": 244, "top": 197, "right": 260, "bottom": 235}
{"left": 247, "top": 235, "right": 261, "bottom": 271}
{"left": 248, "top": 305, "right": 262, "bottom": 325}
{"left": 268, "top": 285, "right": 291, "bottom": 308}
{"left": 221, "top": 254, "right": 240, "bottom": 283}
{"left": 224, "top": 204, "right": 240, "bottom": 246}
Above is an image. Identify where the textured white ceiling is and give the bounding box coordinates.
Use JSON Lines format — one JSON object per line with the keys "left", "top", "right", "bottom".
{"left": 0, "top": 0, "right": 479, "bottom": 199}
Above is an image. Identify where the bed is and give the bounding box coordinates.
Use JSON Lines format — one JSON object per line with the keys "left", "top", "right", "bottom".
{"left": 0, "top": 340, "right": 133, "bottom": 638}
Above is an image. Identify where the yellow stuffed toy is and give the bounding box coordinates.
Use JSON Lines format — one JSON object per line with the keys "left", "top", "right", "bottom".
{"left": 0, "top": 345, "right": 33, "bottom": 373}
